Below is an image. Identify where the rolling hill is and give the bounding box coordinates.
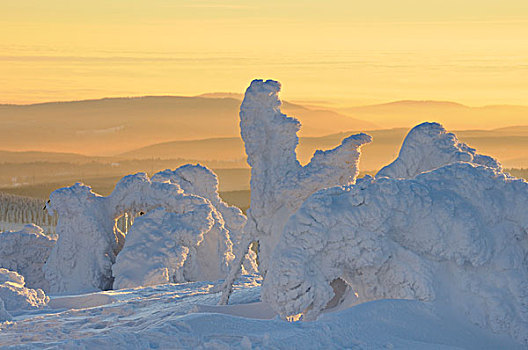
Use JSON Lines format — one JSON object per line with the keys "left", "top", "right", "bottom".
{"left": 0, "top": 96, "right": 378, "bottom": 156}
{"left": 121, "top": 126, "right": 528, "bottom": 170}
{"left": 340, "top": 100, "right": 528, "bottom": 130}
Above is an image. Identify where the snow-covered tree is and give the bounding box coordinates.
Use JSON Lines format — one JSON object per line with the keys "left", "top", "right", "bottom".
{"left": 263, "top": 158, "right": 528, "bottom": 344}
{"left": 220, "top": 79, "right": 371, "bottom": 303}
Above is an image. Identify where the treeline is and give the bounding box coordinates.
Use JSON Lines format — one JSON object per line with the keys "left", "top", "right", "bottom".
{"left": 505, "top": 168, "right": 528, "bottom": 181}
{"left": 0, "top": 192, "right": 57, "bottom": 234}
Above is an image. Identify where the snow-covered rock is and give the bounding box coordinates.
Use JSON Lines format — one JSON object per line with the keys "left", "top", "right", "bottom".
{"left": 263, "top": 162, "right": 528, "bottom": 344}
{"left": 239, "top": 79, "right": 371, "bottom": 276}
{"left": 377, "top": 122, "right": 501, "bottom": 179}
{"left": 0, "top": 268, "right": 48, "bottom": 311}
{"left": 0, "top": 224, "right": 56, "bottom": 291}
{"left": 44, "top": 173, "right": 216, "bottom": 294}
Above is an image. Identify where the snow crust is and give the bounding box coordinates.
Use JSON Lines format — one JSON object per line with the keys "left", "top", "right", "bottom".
{"left": 0, "top": 224, "right": 56, "bottom": 291}
{"left": 263, "top": 161, "right": 528, "bottom": 343}
{"left": 239, "top": 79, "right": 371, "bottom": 276}
{"left": 0, "top": 268, "right": 48, "bottom": 313}
{"left": 377, "top": 122, "right": 501, "bottom": 179}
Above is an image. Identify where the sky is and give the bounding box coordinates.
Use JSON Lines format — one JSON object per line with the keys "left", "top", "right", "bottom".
{"left": 1, "top": 0, "right": 527, "bottom": 106}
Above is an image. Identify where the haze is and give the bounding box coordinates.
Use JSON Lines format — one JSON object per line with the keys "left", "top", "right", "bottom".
{"left": 1, "top": 1, "right": 527, "bottom": 114}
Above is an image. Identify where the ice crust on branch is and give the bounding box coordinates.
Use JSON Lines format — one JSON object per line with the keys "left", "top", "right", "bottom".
{"left": 377, "top": 122, "right": 501, "bottom": 179}
{"left": 263, "top": 161, "right": 528, "bottom": 344}
{"left": 44, "top": 173, "right": 221, "bottom": 293}
{"left": 0, "top": 224, "right": 56, "bottom": 291}
{"left": 0, "top": 268, "right": 48, "bottom": 313}
{"left": 239, "top": 79, "right": 371, "bottom": 275}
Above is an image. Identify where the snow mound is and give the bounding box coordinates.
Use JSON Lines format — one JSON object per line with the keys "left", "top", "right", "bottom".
{"left": 0, "top": 268, "right": 48, "bottom": 312}
{"left": 0, "top": 224, "right": 56, "bottom": 291}
{"left": 263, "top": 162, "right": 528, "bottom": 343}
{"left": 377, "top": 122, "right": 501, "bottom": 179}
{"left": 239, "top": 79, "right": 371, "bottom": 276}
{"left": 45, "top": 173, "right": 217, "bottom": 293}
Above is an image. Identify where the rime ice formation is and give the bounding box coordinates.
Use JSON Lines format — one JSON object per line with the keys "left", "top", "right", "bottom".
{"left": 219, "top": 79, "right": 371, "bottom": 304}
{"left": 44, "top": 173, "right": 218, "bottom": 293}
{"left": 377, "top": 122, "right": 501, "bottom": 179}
{"left": 112, "top": 165, "right": 257, "bottom": 289}
{"left": 0, "top": 268, "right": 49, "bottom": 312}
{"left": 263, "top": 162, "right": 528, "bottom": 343}
{"left": 238, "top": 79, "right": 371, "bottom": 277}
{"left": 112, "top": 204, "right": 232, "bottom": 289}
{"left": 0, "top": 224, "right": 56, "bottom": 291}
{"left": 152, "top": 165, "right": 257, "bottom": 274}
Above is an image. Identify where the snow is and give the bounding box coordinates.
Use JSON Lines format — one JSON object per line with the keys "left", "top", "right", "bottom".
{"left": 263, "top": 162, "right": 528, "bottom": 344}
{"left": 112, "top": 205, "right": 227, "bottom": 289}
{"left": 0, "top": 268, "right": 48, "bottom": 313}
{"left": 0, "top": 275, "right": 523, "bottom": 349}
{"left": 113, "top": 164, "right": 256, "bottom": 289}
{"left": 44, "top": 173, "right": 198, "bottom": 293}
{"left": 49, "top": 292, "right": 117, "bottom": 310}
{"left": 377, "top": 122, "right": 501, "bottom": 179}
{"left": 2, "top": 81, "right": 527, "bottom": 348}
{"left": 239, "top": 79, "right": 371, "bottom": 277}
{"left": 0, "top": 224, "right": 56, "bottom": 291}
{"left": 151, "top": 165, "right": 257, "bottom": 274}
{"left": 0, "top": 298, "right": 11, "bottom": 321}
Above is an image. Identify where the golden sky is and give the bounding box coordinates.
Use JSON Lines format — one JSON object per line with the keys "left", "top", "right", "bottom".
{"left": 1, "top": 0, "right": 527, "bottom": 106}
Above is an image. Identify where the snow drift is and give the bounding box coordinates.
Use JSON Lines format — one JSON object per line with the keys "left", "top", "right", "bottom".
{"left": 0, "top": 268, "right": 48, "bottom": 313}
{"left": 377, "top": 122, "right": 501, "bottom": 179}
{"left": 0, "top": 224, "right": 56, "bottom": 291}
{"left": 238, "top": 79, "right": 371, "bottom": 276}
{"left": 263, "top": 161, "right": 528, "bottom": 343}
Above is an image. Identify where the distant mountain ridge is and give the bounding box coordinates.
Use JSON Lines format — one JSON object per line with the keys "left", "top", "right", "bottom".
{"left": 0, "top": 95, "right": 378, "bottom": 156}
{"left": 340, "top": 100, "right": 528, "bottom": 130}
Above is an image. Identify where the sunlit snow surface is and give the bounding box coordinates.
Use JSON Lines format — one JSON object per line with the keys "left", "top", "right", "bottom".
{"left": 0, "top": 275, "right": 521, "bottom": 349}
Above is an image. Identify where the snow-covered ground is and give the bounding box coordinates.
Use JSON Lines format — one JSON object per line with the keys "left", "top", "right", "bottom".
{"left": 0, "top": 275, "right": 522, "bottom": 349}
